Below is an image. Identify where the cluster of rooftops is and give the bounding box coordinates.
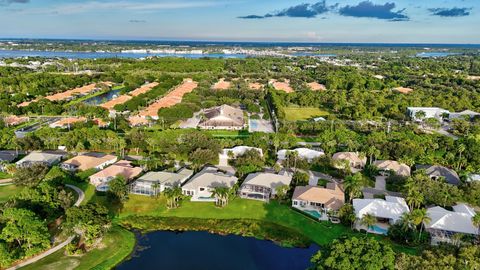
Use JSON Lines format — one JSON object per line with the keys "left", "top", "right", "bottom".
{"left": 1, "top": 145, "right": 478, "bottom": 245}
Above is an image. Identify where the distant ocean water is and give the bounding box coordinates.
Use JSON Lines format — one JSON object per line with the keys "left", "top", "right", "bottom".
{"left": 2, "top": 38, "right": 480, "bottom": 48}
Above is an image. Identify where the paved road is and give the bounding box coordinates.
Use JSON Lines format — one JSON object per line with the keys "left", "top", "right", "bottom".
{"left": 7, "top": 184, "right": 85, "bottom": 270}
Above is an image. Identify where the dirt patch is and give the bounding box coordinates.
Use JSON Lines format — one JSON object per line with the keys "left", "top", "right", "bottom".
{"left": 212, "top": 78, "right": 231, "bottom": 90}
{"left": 307, "top": 82, "right": 326, "bottom": 91}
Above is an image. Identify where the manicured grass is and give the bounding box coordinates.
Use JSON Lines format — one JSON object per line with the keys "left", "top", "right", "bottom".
{"left": 21, "top": 225, "right": 135, "bottom": 270}
{"left": 283, "top": 107, "right": 329, "bottom": 121}
{"left": 117, "top": 195, "right": 417, "bottom": 254}
{"left": 0, "top": 184, "right": 22, "bottom": 202}
{"left": 205, "top": 130, "right": 250, "bottom": 138}
{"left": 0, "top": 171, "right": 12, "bottom": 179}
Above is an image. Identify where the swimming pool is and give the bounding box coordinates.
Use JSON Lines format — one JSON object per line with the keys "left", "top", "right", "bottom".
{"left": 303, "top": 209, "right": 322, "bottom": 219}
{"left": 369, "top": 225, "right": 389, "bottom": 235}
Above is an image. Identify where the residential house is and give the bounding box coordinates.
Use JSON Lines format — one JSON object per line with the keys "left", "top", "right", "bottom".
{"left": 239, "top": 171, "right": 292, "bottom": 202}
{"left": 49, "top": 117, "right": 87, "bottom": 129}
{"left": 0, "top": 150, "right": 18, "bottom": 172}
{"left": 182, "top": 166, "right": 238, "bottom": 202}
{"left": 448, "top": 110, "right": 480, "bottom": 121}
{"left": 467, "top": 174, "right": 480, "bottom": 182}
{"left": 425, "top": 204, "right": 479, "bottom": 245}
{"left": 373, "top": 160, "right": 411, "bottom": 177}
{"left": 89, "top": 160, "right": 142, "bottom": 191}
{"left": 277, "top": 148, "right": 324, "bottom": 162}
{"left": 416, "top": 165, "right": 461, "bottom": 185}
{"left": 16, "top": 151, "right": 66, "bottom": 168}
{"left": 353, "top": 196, "right": 410, "bottom": 235}
{"left": 292, "top": 183, "right": 345, "bottom": 220}
{"left": 406, "top": 107, "right": 449, "bottom": 121}
{"left": 218, "top": 146, "right": 263, "bottom": 166}
{"left": 198, "top": 104, "right": 245, "bottom": 130}
{"left": 130, "top": 168, "right": 193, "bottom": 196}
{"left": 61, "top": 153, "right": 117, "bottom": 172}
{"left": 332, "top": 152, "right": 367, "bottom": 173}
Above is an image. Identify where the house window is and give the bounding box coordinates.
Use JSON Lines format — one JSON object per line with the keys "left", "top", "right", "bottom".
{"left": 293, "top": 201, "right": 298, "bottom": 205}
{"left": 200, "top": 187, "right": 205, "bottom": 191}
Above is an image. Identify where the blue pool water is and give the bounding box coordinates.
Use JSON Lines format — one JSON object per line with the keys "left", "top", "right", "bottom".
{"left": 116, "top": 231, "right": 319, "bottom": 270}
{"left": 303, "top": 209, "right": 322, "bottom": 219}
{"left": 370, "top": 225, "right": 389, "bottom": 235}
{"left": 250, "top": 120, "right": 259, "bottom": 129}
{"left": 416, "top": 52, "right": 460, "bottom": 58}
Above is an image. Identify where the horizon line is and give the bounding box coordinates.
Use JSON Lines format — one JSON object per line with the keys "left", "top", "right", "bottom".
{"left": 1, "top": 37, "right": 480, "bottom": 46}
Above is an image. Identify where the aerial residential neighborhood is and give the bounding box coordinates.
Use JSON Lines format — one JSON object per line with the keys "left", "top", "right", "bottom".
{"left": 1, "top": 1, "right": 480, "bottom": 269}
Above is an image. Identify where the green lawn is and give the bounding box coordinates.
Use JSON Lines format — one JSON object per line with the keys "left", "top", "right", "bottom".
{"left": 117, "top": 194, "right": 417, "bottom": 254}
{"left": 0, "top": 184, "right": 22, "bottom": 203}
{"left": 0, "top": 171, "right": 12, "bottom": 179}
{"left": 205, "top": 129, "right": 250, "bottom": 138}
{"left": 21, "top": 225, "right": 135, "bottom": 270}
{"left": 283, "top": 107, "right": 329, "bottom": 121}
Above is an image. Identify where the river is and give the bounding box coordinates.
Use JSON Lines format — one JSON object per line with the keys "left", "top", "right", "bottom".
{"left": 116, "top": 231, "right": 319, "bottom": 270}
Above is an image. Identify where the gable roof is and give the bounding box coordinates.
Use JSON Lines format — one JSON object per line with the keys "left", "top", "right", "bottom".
{"left": 425, "top": 205, "right": 478, "bottom": 235}
{"left": 293, "top": 183, "right": 344, "bottom": 211}
{"left": 353, "top": 196, "right": 409, "bottom": 223}
{"left": 182, "top": 166, "right": 238, "bottom": 190}
{"left": 242, "top": 172, "right": 292, "bottom": 190}
{"left": 374, "top": 160, "right": 411, "bottom": 176}
{"left": 0, "top": 151, "right": 18, "bottom": 162}
{"left": 416, "top": 165, "right": 460, "bottom": 185}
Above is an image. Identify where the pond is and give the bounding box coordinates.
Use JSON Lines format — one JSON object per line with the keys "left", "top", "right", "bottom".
{"left": 83, "top": 89, "right": 121, "bottom": 105}
{"left": 116, "top": 231, "right": 319, "bottom": 270}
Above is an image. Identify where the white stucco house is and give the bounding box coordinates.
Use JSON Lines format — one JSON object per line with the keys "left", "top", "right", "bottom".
{"left": 406, "top": 107, "right": 449, "bottom": 121}
{"left": 182, "top": 166, "right": 238, "bottom": 202}
{"left": 277, "top": 148, "right": 324, "bottom": 162}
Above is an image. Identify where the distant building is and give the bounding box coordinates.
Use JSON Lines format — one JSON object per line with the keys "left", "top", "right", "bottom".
{"left": 406, "top": 107, "right": 449, "bottom": 121}
{"left": 89, "top": 160, "right": 142, "bottom": 191}
{"left": 277, "top": 148, "right": 324, "bottom": 162}
{"left": 292, "top": 183, "right": 345, "bottom": 219}
{"left": 425, "top": 204, "right": 479, "bottom": 245}
{"left": 448, "top": 110, "right": 480, "bottom": 121}
{"left": 373, "top": 160, "right": 411, "bottom": 177}
{"left": 416, "top": 165, "right": 461, "bottom": 185}
{"left": 332, "top": 152, "right": 367, "bottom": 173}
{"left": 49, "top": 117, "right": 86, "bottom": 129}
{"left": 198, "top": 105, "right": 245, "bottom": 130}
{"left": 182, "top": 166, "right": 238, "bottom": 202}
{"left": 467, "top": 174, "right": 480, "bottom": 182}
{"left": 61, "top": 153, "right": 117, "bottom": 172}
{"left": 218, "top": 146, "right": 263, "bottom": 166}
{"left": 130, "top": 168, "right": 193, "bottom": 196}
{"left": 16, "top": 151, "right": 66, "bottom": 168}
{"left": 239, "top": 171, "right": 292, "bottom": 202}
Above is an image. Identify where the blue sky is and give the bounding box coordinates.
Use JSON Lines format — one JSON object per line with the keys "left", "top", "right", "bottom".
{"left": 0, "top": 0, "right": 479, "bottom": 43}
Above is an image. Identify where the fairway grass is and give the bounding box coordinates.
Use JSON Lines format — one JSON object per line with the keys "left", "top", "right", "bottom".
{"left": 20, "top": 226, "right": 135, "bottom": 270}
{"left": 284, "top": 107, "right": 329, "bottom": 121}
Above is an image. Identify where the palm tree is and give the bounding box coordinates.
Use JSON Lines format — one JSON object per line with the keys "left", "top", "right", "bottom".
{"left": 212, "top": 186, "right": 230, "bottom": 207}
{"left": 360, "top": 214, "right": 377, "bottom": 234}
{"left": 164, "top": 187, "right": 182, "bottom": 209}
{"left": 343, "top": 173, "right": 363, "bottom": 202}
{"left": 399, "top": 212, "right": 414, "bottom": 232}
{"left": 456, "top": 144, "right": 466, "bottom": 170}
{"left": 411, "top": 208, "right": 431, "bottom": 241}
{"left": 151, "top": 183, "right": 160, "bottom": 199}
{"left": 406, "top": 190, "right": 424, "bottom": 210}
{"left": 472, "top": 213, "right": 480, "bottom": 241}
